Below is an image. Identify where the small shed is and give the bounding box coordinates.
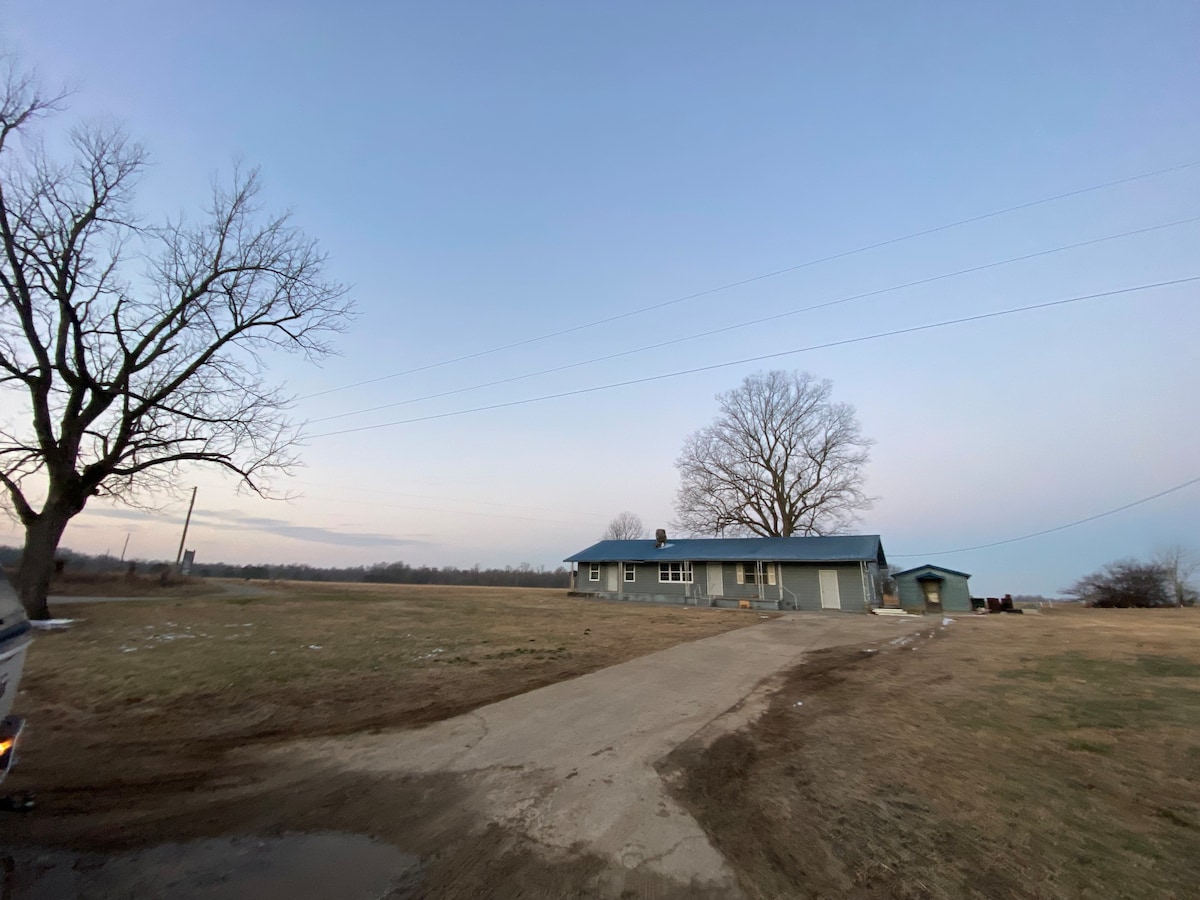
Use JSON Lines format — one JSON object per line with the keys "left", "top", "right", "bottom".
{"left": 893, "top": 564, "right": 973, "bottom": 613}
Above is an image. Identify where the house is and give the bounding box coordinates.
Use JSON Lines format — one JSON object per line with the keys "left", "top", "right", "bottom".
{"left": 564, "top": 533, "right": 888, "bottom": 611}
{"left": 892, "top": 564, "right": 973, "bottom": 613}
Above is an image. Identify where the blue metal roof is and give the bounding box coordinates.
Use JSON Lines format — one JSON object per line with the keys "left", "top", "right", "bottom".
{"left": 892, "top": 563, "right": 972, "bottom": 579}
{"left": 565, "top": 535, "right": 885, "bottom": 564}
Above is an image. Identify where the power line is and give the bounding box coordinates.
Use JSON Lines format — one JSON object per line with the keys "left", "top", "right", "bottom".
{"left": 309, "top": 216, "right": 1200, "bottom": 424}
{"left": 891, "top": 475, "right": 1200, "bottom": 558}
{"left": 300, "top": 159, "right": 1200, "bottom": 401}
{"left": 310, "top": 275, "right": 1198, "bottom": 438}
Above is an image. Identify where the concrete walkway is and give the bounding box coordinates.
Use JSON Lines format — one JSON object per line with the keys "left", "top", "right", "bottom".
{"left": 283, "top": 612, "right": 928, "bottom": 894}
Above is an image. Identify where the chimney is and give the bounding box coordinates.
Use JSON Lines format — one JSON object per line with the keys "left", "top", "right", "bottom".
{"left": 655, "top": 528, "right": 667, "bottom": 548}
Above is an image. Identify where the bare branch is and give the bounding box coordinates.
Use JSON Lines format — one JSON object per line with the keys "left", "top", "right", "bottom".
{"left": 602, "top": 511, "right": 646, "bottom": 541}
{"left": 0, "top": 63, "right": 354, "bottom": 617}
{"left": 674, "top": 370, "right": 875, "bottom": 537}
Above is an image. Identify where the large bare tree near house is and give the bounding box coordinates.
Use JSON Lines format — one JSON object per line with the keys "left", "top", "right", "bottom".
{"left": 602, "top": 511, "right": 645, "bottom": 541}
{"left": 674, "top": 370, "right": 874, "bottom": 537}
{"left": 0, "top": 64, "right": 352, "bottom": 619}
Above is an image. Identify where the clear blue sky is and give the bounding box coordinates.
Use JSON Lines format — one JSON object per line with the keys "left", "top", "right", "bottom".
{"left": 3, "top": 1, "right": 1198, "bottom": 595}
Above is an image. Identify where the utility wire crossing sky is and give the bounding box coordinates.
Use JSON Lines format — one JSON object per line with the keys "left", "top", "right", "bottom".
{"left": 309, "top": 216, "right": 1200, "bottom": 426}
{"left": 4, "top": 2, "right": 1198, "bottom": 594}
{"left": 301, "top": 160, "right": 1200, "bottom": 402}
{"left": 311, "top": 277, "right": 1199, "bottom": 437}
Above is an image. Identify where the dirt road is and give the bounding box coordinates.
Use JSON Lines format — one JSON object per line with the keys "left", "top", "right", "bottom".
{"left": 4, "top": 611, "right": 925, "bottom": 898}
{"left": 268, "top": 612, "right": 927, "bottom": 896}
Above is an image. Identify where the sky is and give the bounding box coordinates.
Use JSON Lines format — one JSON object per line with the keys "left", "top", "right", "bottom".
{"left": 1, "top": 1, "right": 1197, "bottom": 595}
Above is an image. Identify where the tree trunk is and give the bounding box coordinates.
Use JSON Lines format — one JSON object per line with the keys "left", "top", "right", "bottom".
{"left": 16, "top": 510, "right": 71, "bottom": 621}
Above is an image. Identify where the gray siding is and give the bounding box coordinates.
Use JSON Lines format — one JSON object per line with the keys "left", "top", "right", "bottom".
{"left": 718, "top": 563, "right": 784, "bottom": 602}
{"left": 581, "top": 561, "right": 615, "bottom": 591}
{"left": 624, "top": 561, "right": 689, "bottom": 598}
{"left": 575, "top": 560, "right": 870, "bottom": 611}
{"left": 779, "top": 563, "right": 868, "bottom": 611}
{"left": 896, "top": 567, "right": 972, "bottom": 612}
{"left": 780, "top": 565, "right": 819, "bottom": 610}
{"left": 574, "top": 560, "right": 697, "bottom": 603}
{"left": 866, "top": 562, "right": 884, "bottom": 606}
{"left": 837, "top": 566, "right": 868, "bottom": 611}
{"left": 896, "top": 576, "right": 923, "bottom": 610}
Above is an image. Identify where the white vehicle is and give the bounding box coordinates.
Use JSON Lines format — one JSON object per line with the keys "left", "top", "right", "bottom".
{"left": 0, "top": 570, "right": 31, "bottom": 784}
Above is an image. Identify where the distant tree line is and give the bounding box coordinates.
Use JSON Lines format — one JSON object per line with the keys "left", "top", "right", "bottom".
{"left": 0, "top": 545, "right": 570, "bottom": 589}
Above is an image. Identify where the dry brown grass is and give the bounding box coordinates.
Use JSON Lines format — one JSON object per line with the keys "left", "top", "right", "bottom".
{"left": 667, "top": 608, "right": 1200, "bottom": 900}
{"left": 12, "top": 581, "right": 759, "bottom": 803}
{"left": 42, "top": 569, "right": 218, "bottom": 598}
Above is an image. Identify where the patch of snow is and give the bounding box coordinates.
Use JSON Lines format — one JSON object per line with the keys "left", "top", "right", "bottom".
{"left": 942, "top": 617, "right": 955, "bottom": 626}
{"left": 31, "top": 618, "right": 75, "bottom": 629}
{"left": 307, "top": 645, "right": 322, "bottom": 651}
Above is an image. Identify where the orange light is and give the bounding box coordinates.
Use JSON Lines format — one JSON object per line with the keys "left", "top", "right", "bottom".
{"left": 0, "top": 738, "right": 13, "bottom": 756}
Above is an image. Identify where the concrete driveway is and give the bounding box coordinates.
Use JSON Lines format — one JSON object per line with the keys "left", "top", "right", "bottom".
{"left": 281, "top": 612, "right": 928, "bottom": 895}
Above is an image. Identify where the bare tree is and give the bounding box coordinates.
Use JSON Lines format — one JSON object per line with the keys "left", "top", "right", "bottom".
{"left": 1155, "top": 545, "right": 1198, "bottom": 607}
{"left": 674, "top": 370, "right": 873, "bottom": 537}
{"left": 0, "top": 64, "right": 351, "bottom": 618}
{"left": 602, "top": 511, "right": 645, "bottom": 541}
{"left": 1063, "top": 559, "right": 1173, "bottom": 608}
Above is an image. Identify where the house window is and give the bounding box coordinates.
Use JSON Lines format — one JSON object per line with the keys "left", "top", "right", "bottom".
{"left": 736, "top": 563, "right": 777, "bottom": 586}
{"left": 624, "top": 564, "right": 636, "bottom": 582}
{"left": 659, "top": 561, "right": 693, "bottom": 583}
{"left": 589, "top": 563, "right": 600, "bottom": 582}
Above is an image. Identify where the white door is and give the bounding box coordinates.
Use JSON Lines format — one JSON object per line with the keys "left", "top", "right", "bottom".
{"left": 606, "top": 564, "right": 617, "bottom": 592}
{"left": 819, "top": 569, "right": 841, "bottom": 610}
{"left": 707, "top": 562, "right": 724, "bottom": 598}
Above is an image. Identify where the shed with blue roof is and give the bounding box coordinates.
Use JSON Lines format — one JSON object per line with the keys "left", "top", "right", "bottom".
{"left": 892, "top": 564, "right": 973, "bottom": 613}
{"left": 564, "top": 533, "right": 887, "bottom": 611}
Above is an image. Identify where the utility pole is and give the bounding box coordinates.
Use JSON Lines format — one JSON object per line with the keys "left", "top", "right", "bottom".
{"left": 175, "top": 487, "right": 197, "bottom": 571}
{"left": 120, "top": 533, "right": 131, "bottom": 562}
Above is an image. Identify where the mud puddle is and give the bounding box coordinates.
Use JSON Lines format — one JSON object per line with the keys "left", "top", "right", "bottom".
{"left": 2, "top": 832, "right": 421, "bottom": 899}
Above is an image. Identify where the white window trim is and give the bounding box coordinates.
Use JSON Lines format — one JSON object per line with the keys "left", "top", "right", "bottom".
{"left": 589, "top": 563, "right": 601, "bottom": 582}
{"left": 624, "top": 563, "right": 636, "bottom": 582}
{"left": 658, "top": 561, "right": 693, "bottom": 583}
{"left": 736, "top": 562, "right": 777, "bottom": 586}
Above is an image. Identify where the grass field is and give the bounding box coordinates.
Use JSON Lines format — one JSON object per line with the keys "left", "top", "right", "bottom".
{"left": 12, "top": 587, "right": 1200, "bottom": 898}
{"left": 41, "top": 570, "right": 218, "bottom": 598}
{"left": 666, "top": 608, "right": 1200, "bottom": 900}
{"left": 15, "top": 580, "right": 758, "bottom": 802}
